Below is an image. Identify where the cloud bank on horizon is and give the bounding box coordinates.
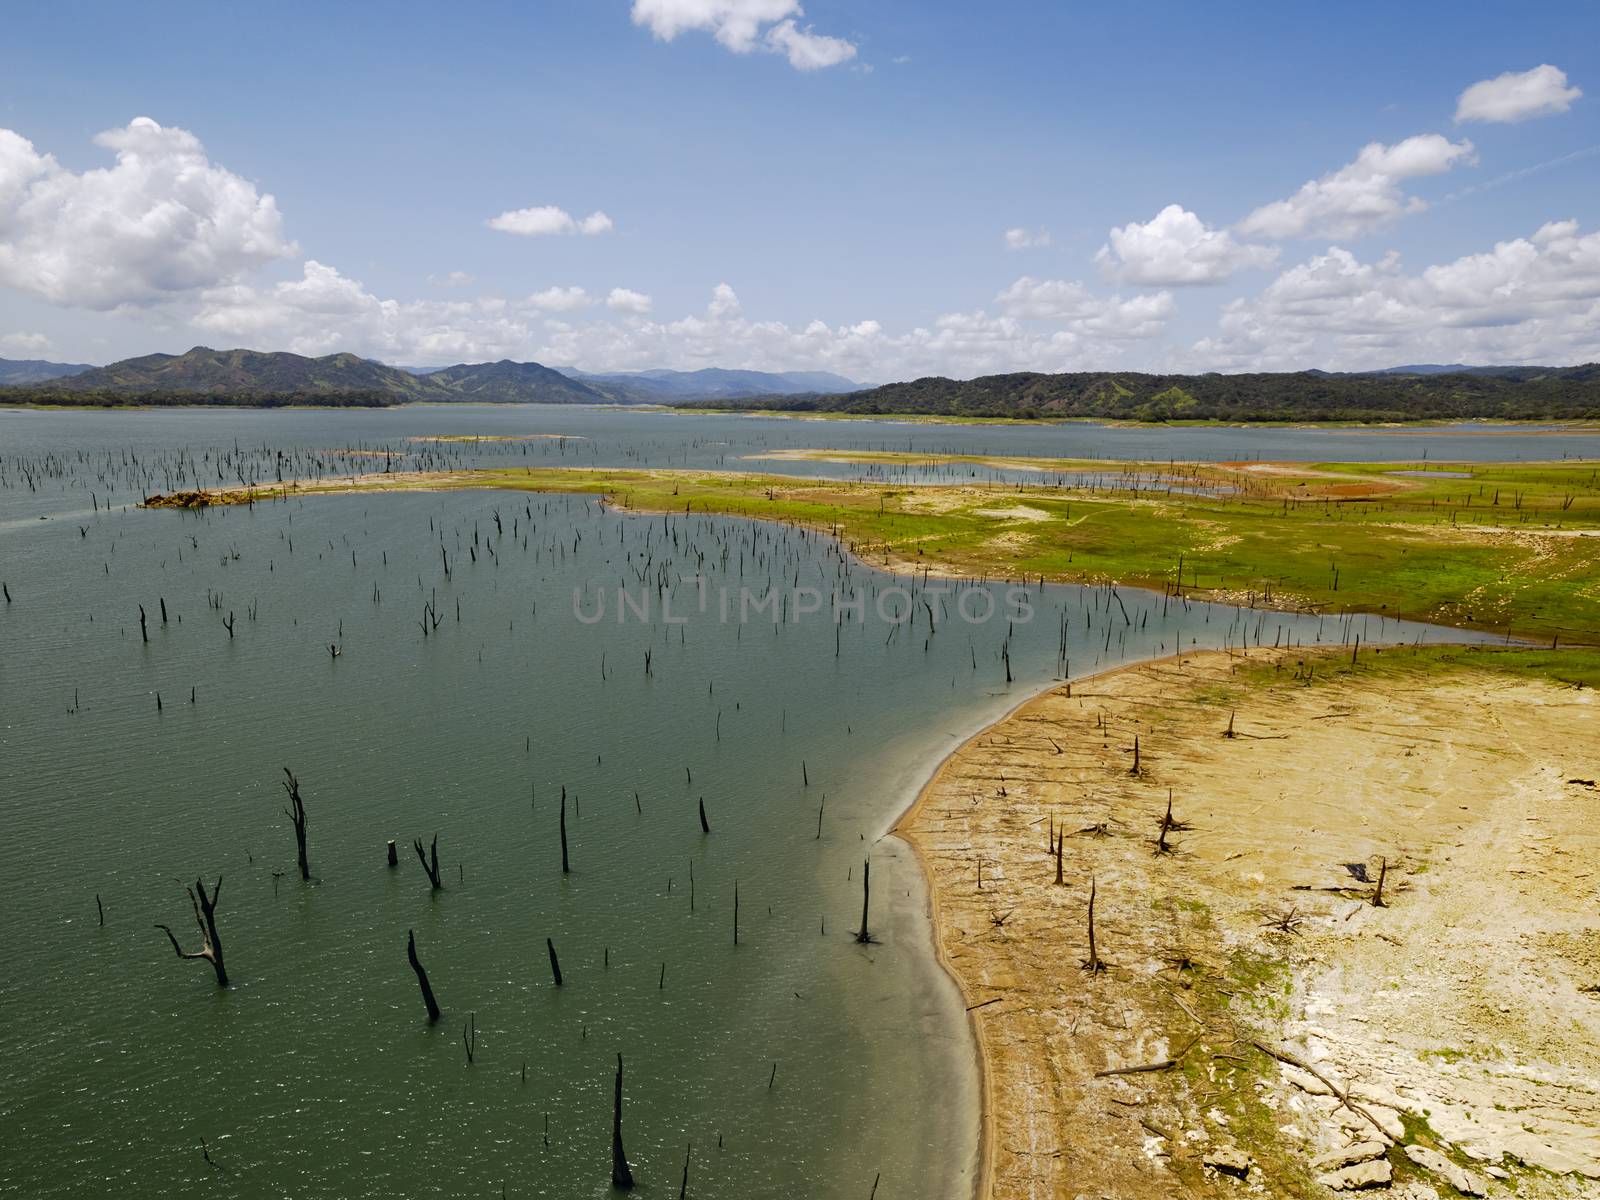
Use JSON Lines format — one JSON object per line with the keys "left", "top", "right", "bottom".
{"left": 0, "top": 16, "right": 1595, "bottom": 380}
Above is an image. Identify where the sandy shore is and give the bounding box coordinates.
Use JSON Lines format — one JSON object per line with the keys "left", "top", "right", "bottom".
{"left": 898, "top": 645, "right": 1600, "bottom": 1200}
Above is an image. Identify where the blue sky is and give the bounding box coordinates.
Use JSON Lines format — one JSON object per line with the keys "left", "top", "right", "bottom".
{"left": 1, "top": 1, "right": 1597, "bottom": 379}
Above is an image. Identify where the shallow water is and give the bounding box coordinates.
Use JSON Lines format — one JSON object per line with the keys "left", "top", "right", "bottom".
{"left": 0, "top": 410, "right": 1505, "bottom": 1198}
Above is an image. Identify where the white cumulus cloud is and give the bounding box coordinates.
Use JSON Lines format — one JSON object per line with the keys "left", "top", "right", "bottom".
{"left": 0, "top": 331, "right": 54, "bottom": 355}
{"left": 195, "top": 260, "right": 538, "bottom": 362}
{"left": 1456, "top": 64, "right": 1582, "bottom": 124}
{"left": 630, "top": 0, "right": 856, "bottom": 70}
{"left": 487, "top": 205, "right": 613, "bottom": 237}
{"left": 763, "top": 19, "right": 857, "bottom": 70}
{"left": 995, "top": 276, "right": 1101, "bottom": 320}
{"left": 606, "top": 287, "right": 654, "bottom": 314}
{"left": 1096, "top": 205, "right": 1278, "bottom": 285}
{"left": 1003, "top": 227, "right": 1051, "bottom": 250}
{"left": 1237, "top": 134, "right": 1476, "bottom": 241}
{"left": 1189, "top": 220, "right": 1600, "bottom": 370}
{"left": 541, "top": 281, "right": 1165, "bottom": 380}
{"left": 995, "top": 276, "right": 1175, "bottom": 337}
{"left": 527, "top": 286, "right": 593, "bottom": 311}
{"left": 0, "top": 117, "right": 295, "bottom": 310}
{"left": 707, "top": 282, "right": 741, "bottom": 317}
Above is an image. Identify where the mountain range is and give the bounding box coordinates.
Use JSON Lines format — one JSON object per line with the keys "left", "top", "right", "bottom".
{"left": 4, "top": 348, "right": 1597, "bottom": 420}
{"left": 0, "top": 356, "right": 94, "bottom": 385}
{"left": 0, "top": 348, "right": 858, "bottom": 405}
{"left": 692, "top": 365, "right": 1600, "bottom": 422}
{"left": 557, "top": 366, "right": 861, "bottom": 403}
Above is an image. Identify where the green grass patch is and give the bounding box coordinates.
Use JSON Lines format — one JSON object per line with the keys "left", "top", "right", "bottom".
{"left": 181, "top": 458, "right": 1600, "bottom": 642}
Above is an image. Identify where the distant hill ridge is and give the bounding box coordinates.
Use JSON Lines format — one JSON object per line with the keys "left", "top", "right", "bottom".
{"left": 560, "top": 366, "right": 861, "bottom": 403}
{"left": 0, "top": 356, "right": 94, "bottom": 385}
{"left": 421, "top": 359, "right": 606, "bottom": 404}
{"left": 5, "top": 350, "right": 1597, "bottom": 419}
{"left": 16, "top": 347, "right": 606, "bottom": 406}
{"left": 687, "top": 365, "right": 1600, "bottom": 422}
{"left": 0, "top": 348, "right": 857, "bottom": 406}
{"left": 58, "top": 347, "right": 443, "bottom": 398}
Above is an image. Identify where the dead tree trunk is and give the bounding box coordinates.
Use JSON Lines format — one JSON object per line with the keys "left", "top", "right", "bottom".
{"left": 855, "top": 858, "right": 874, "bottom": 943}
{"left": 1371, "top": 856, "right": 1388, "bottom": 908}
{"left": 1155, "top": 792, "right": 1180, "bottom": 855}
{"left": 1081, "top": 877, "right": 1106, "bottom": 974}
{"left": 282, "top": 768, "right": 309, "bottom": 881}
{"left": 414, "top": 834, "right": 442, "bottom": 889}
{"left": 611, "top": 1054, "right": 635, "bottom": 1189}
{"left": 698, "top": 797, "right": 710, "bottom": 834}
{"left": 547, "top": 937, "right": 563, "bottom": 986}
{"left": 407, "top": 928, "right": 441, "bottom": 1021}
{"left": 386, "top": 839, "right": 398, "bottom": 867}
{"left": 560, "top": 787, "right": 571, "bottom": 874}
{"left": 154, "top": 876, "right": 228, "bottom": 987}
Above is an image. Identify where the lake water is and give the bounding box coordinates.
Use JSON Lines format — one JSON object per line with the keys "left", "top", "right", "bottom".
{"left": 0, "top": 407, "right": 1522, "bottom": 1198}
{"left": 3, "top": 404, "right": 1598, "bottom": 523}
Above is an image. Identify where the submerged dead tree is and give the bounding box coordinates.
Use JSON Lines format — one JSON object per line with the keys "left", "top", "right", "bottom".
{"left": 560, "top": 788, "right": 571, "bottom": 874}
{"left": 611, "top": 1054, "right": 635, "bottom": 1189}
{"left": 414, "top": 834, "right": 442, "bottom": 889}
{"left": 282, "top": 768, "right": 309, "bottom": 881}
{"left": 407, "top": 928, "right": 441, "bottom": 1021}
{"left": 855, "top": 857, "right": 875, "bottom": 944}
{"left": 154, "top": 877, "right": 228, "bottom": 987}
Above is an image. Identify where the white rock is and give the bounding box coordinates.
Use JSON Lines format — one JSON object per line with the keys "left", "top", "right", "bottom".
{"left": 1499, "top": 1133, "right": 1600, "bottom": 1178}
{"left": 1312, "top": 1141, "right": 1388, "bottom": 1171}
{"left": 1403, "top": 1146, "right": 1485, "bottom": 1197}
{"left": 1317, "top": 1159, "right": 1394, "bottom": 1190}
{"left": 1284, "top": 1066, "right": 1333, "bottom": 1095}
{"left": 1360, "top": 1105, "right": 1406, "bottom": 1142}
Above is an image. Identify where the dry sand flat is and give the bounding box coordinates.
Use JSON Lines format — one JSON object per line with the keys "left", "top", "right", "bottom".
{"left": 898, "top": 647, "right": 1600, "bottom": 1200}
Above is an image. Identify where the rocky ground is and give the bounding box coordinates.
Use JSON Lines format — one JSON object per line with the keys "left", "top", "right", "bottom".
{"left": 898, "top": 645, "right": 1600, "bottom": 1200}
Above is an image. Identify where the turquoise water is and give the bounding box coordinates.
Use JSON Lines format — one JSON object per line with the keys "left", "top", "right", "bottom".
{"left": 0, "top": 409, "right": 1505, "bottom": 1197}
